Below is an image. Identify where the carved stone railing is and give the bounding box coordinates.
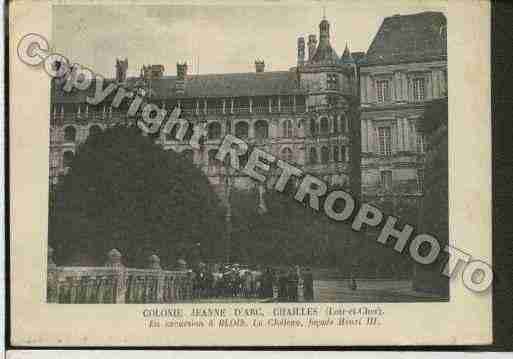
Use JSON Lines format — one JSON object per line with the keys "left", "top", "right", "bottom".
{"left": 47, "top": 248, "right": 193, "bottom": 304}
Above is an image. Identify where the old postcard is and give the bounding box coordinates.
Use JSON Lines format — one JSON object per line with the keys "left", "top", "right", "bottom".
{"left": 9, "top": 0, "right": 492, "bottom": 346}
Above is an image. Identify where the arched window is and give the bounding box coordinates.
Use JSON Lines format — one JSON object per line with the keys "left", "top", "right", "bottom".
{"left": 63, "top": 151, "right": 74, "bottom": 167}
{"left": 333, "top": 146, "right": 339, "bottom": 162}
{"left": 235, "top": 121, "right": 249, "bottom": 139}
{"left": 440, "top": 25, "right": 447, "bottom": 54}
{"left": 254, "top": 120, "right": 269, "bottom": 139}
{"left": 64, "top": 126, "right": 76, "bottom": 142}
{"left": 182, "top": 149, "right": 193, "bottom": 161}
{"left": 320, "top": 117, "right": 330, "bottom": 134}
{"left": 89, "top": 125, "right": 102, "bottom": 137}
{"left": 207, "top": 122, "right": 222, "bottom": 140}
{"left": 321, "top": 146, "right": 330, "bottom": 163}
{"left": 282, "top": 120, "right": 293, "bottom": 137}
{"left": 208, "top": 149, "right": 219, "bottom": 165}
{"left": 310, "top": 118, "right": 317, "bottom": 136}
{"left": 309, "top": 147, "right": 318, "bottom": 164}
{"left": 281, "top": 147, "right": 293, "bottom": 162}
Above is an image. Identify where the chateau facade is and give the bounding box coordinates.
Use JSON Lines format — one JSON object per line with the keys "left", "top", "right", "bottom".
{"left": 50, "top": 12, "right": 447, "bottom": 206}
{"left": 359, "top": 12, "right": 447, "bottom": 210}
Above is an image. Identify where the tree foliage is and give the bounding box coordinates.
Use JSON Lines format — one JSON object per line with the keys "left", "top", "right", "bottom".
{"left": 49, "top": 125, "right": 224, "bottom": 267}
{"left": 228, "top": 184, "right": 359, "bottom": 271}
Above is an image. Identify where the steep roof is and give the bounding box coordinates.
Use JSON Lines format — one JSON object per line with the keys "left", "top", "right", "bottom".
{"left": 310, "top": 40, "right": 339, "bottom": 64}
{"left": 363, "top": 11, "right": 447, "bottom": 66}
{"left": 52, "top": 71, "right": 305, "bottom": 103}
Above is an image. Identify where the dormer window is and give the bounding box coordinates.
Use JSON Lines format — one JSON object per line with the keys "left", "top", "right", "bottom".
{"left": 376, "top": 79, "right": 391, "bottom": 103}
{"left": 440, "top": 25, "right": 447, "bottom": 54}
{"left": 327, "top": 73, "right": 338, "bottom": 90}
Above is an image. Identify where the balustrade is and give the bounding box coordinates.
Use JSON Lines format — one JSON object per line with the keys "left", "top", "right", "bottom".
{"left": 47, "top": 247, "right": 193, "bottom": 303}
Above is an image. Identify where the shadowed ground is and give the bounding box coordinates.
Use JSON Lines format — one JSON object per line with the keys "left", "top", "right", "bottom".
{"left": 313, "top": 279, "right": 448, "bottom": 302}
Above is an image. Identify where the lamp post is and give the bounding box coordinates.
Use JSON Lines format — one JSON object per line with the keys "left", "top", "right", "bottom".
{"left": 223, "top": 157, "right": 233, "bottom": 265}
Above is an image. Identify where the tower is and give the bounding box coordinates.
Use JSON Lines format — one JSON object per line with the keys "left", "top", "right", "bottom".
{"left": 319, "top": 19, "right": 330, "bottom": 44}
{"left": 307, "top": 34, "right": 317, "bottom": 62}
{"left": 175, "top": 62, "right": 188, "bottom": 94}
{"left": 254, "top": 60, "right": 265, "bottom": 73}
{"left": 297, "top": 37, "right": 305, "bottom": 66}
{"left": 115, "top": 58, "right": 128, "bottom": 83}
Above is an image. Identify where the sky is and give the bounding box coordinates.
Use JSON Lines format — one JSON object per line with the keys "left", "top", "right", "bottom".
{"left": 53, "top": 0, "right": 447, "bottom": 78}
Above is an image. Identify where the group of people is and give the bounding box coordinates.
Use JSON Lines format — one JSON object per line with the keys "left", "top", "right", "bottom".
{"left": 190, "top": 263, "right": 313, "bottom": 300}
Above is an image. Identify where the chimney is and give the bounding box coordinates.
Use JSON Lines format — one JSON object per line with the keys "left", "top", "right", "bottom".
{"left": 307, "top": 34, "right": 317, "bottom": 61}
{"left": 177, "top": 62, "right": 188, "bottom": 80}
{"left": 255, "top": 60, "right": 265, "bottom": 73}
{"left": 115, "top": 58, "right": 128, "bottom": 83}
{"left": 175, "top": 62, "right": 188, "bottom": 94}
{"left": 297, "top": 37, "right": 305, "bottom": 66}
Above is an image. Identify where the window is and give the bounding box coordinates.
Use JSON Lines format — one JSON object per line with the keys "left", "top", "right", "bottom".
{"left": 378, "top": 127, "right": 392, "bottom": 156}
{"left": 442, "top": 70, "right": 448, "bottom": 95}
{"left": 63, "top": 151, "right": 74, "bottom": 168}
{"left": 282, "top": 120, "right": 293, "bottom": 137}
{"left": 89, "top": 125, "right": 102, "bottom": 137}
{"left": 412, "top": 78, "right": 426, "bottom": 101}
{"left": 333, "top": 146, "right": 339, "bottom": 162}
{"left": 417, "top": 168, "right": 424, "bottom": 193}
{"left": 50, "top": 152, "right": 59, "bottom": 168}
{"left": 381, "top": 170, "right": 393, "bottom": 190}
{"left": 226, "top": 119, "right": 232, "bottom": 135}
{"left": 281, "top": 147, "right": 293, "bottom": 162}
{"left": 340, "top": 146, "right": 347, "bottom": 162}
{"left": 254, "top": 120, "right": 269, "bottom": 139}
{"left": 64, "top": 126, "right": 76, "bottom": 142}
{"left": 440, "top": 25, "right": 447, "bottom": 54}
{"left": 310, "top": 119, "right": 317, "bottom": 136}
{"left": 327, "top": 73, "right": 338, "bottom": 90}
{"left": 207, "top": 122, "right": 222, "bottom": 140}
{"left": 235, "top": 121, "right": 249, "bottom": 139}
{"left": 340, "top": 115, "right": 347, "bottom": 133}
{"left": 320, "top": 117, "right": 330, "bottom": 134}
{"left": 309, "top": 148, "right": 318, "bottom": 164}
{"left": 321, "top": 146, "right": 330, "bottom": 163}
{"left": 376, "top": 80, "right": 391, "bottom": 103}
{"left": 327, "top": 95, "right": 338, "bottom": 108}
{"left": 416, "top": 134, "right": 425, "bottom": 153}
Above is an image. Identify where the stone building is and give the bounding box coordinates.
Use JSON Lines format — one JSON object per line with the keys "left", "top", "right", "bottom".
{"left": 359, "top": 12, "right": 447, "bottom": 213}
{"left": 50, "top": 11, "right": 447, "bottom": 211}
{"left": 50, "top": 16, "right": 361, "bottom": 199}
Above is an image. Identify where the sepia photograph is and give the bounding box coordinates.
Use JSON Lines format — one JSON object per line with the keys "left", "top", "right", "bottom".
{"left": 46, "top": 2, "right": 449, "bottom": 304}
{"left": 9, "top": 0, "right": 492, "bottom": 347}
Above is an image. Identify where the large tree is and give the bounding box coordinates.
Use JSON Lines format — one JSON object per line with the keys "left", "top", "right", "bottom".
{"left": 228, "top": 183, "right": 359, "bottom": 271}
{"left": 49, "top": 125, "right": 224, "bottom": 268}
{"left": 414, "top": 97, "right": 449, "bottom": 294}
